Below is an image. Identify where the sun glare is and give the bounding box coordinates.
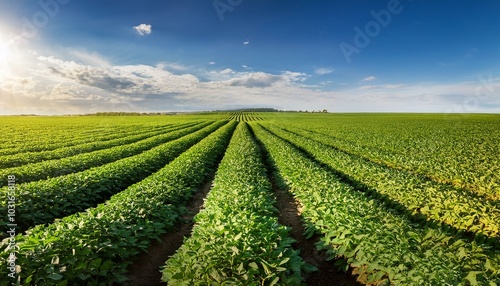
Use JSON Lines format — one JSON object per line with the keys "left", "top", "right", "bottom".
{"left": 0, "top": 31, "right": 13, "bottom": 76}
{"left": 0, "top": 43, "right": 9, "bottom": 58}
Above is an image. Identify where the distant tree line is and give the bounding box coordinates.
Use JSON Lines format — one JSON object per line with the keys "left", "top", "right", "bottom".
{"left": 282, "top": 109, "right": 328, "bottom": 113}
{"left": 82, "top": 112, "right": 177, "bottom": 116}
{"left": 211, "top": 108, "right": 279, "bottom": 113}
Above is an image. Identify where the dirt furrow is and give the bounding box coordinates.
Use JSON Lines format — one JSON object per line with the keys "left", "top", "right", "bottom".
{"left": 249, "top": 123, "right": 362, "bottom": 285}
{"left": 271, "top": 178, "right": 363, "bottom": 286}
{"left": 125, "top": 178, "right": 213, "bottom": 286}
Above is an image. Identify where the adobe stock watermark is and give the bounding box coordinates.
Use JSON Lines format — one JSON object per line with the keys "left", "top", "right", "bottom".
{"left": 448, "top": 74, "right": 496, "bottom": 114}
{"left": 340, "top": 0, "right": 403, "bottom": 63}
{"left": 473, "top": 74, "right": 496, "bottom": 109}
{"left": 9, "top": 0, "right": 71, "bottom": 49}
{"left": 6, "top": 175, "right": 18, "bottom": 281}
{"left": 213, "top": 0, "right": 243, "bottom": 22}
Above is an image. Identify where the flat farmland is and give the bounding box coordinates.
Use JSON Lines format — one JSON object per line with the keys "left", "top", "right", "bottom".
{"left": 0, "top": 113, "right": 498, "bottom": 285}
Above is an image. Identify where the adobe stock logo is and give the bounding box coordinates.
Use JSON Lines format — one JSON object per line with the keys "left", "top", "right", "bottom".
{"left": 340, "top": 0, "right": 403, "bottom": 63}
{"left": 213, "top": 0, "right": 243, "bottom": 22}
{"left": 18, "top": 0, "right": 71, "bottom": 40}
{"left": 448, "top": 74, "right": 497, "bottom": 114}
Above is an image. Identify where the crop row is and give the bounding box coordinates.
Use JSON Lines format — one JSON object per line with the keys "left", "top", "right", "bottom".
{"left": 284, "top": 115, "right": 500, "bottom": 200}
{"left": 162, "top": 123, "right": 307, "bottom": 285}
{"left": 0, "top": 121, "right": 171, "bottom": 156}
{"left": 263, "top": 124, "right": 500, "bottom": 238}
{"left": 0, "top": 122, "right": 210, "bottom": 186}
{"left": 251, "top": 123, "right": 500, "bottom": 285}
{"left": 0, "top": 121, "right": 223, "bottom": 232}
{"left": 0, "top": 125, "right": 114, "bottom": 152}
{"left": 0, "top": 121, "right": 237, "bottom": 286}
{"left": 0, "top": 122, "right": 199, "bottom": 169}
{"left": 226, "top": 112, "right": 264, "bottom": 122}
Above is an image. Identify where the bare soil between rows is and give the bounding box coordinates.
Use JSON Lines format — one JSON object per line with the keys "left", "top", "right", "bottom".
{"left": 272, "top": 183, "right": 364, "bottom": 286}
{"left": 125, "top": 179, "right": 213, "bottom": 286}
{"left": 126, "top": 158, "right": 363, "bottom": 285}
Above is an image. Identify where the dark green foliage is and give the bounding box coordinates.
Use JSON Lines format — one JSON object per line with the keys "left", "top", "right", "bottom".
{"left": 162, "top": 123, "right": 307, "bottom": 285}
{"left": 0, "top": 121, "right": 237, "bottom": 286}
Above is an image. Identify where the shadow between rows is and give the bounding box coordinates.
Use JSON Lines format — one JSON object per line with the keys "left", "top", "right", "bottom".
{"left": 248, "top": 124, "right": 363, "bottom": 286}
{"left": 125, "top": 175, "right": 215, "bottom": 286}
{"left": 284, "top": 125, "right": 497, "bottom": 204}
{"left": 258, "top": 124, "right": 499, "bottom": 251}
{"left": 0, "top": 121, "right": 215, "bottom": 239}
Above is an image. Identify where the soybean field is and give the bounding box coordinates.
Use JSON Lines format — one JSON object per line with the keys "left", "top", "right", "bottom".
{"left": 0, "top": 113, "right": 499, "bottom": 285}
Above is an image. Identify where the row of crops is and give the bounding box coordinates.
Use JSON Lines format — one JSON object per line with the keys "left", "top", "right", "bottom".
{"left": 266, "top": 113, "right": 500, "bottom": 200}
{"left": 0, "top": 119, "right": 237, "bottom": 285}
{"left": 162, "top": 123, "right": 308, "bottom": 284}
{"left": 0, "top": 116, "right": 187, "bottom": 155}
{"left": 1, "top": 114, "right": 499, "bottom": 285}
{"left": 251, "top": 123, "right": 499, "bottom": 285}
{"left": 225, "top": 112, "right": 264, "bottom": 122}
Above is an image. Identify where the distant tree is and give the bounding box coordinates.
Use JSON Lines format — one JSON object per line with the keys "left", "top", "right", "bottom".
{"left": 322, "top": 109, "right": 328, "bottom": 113}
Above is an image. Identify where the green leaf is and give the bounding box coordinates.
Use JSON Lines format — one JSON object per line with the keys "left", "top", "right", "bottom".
{"left": 90, "top": 258, "right": 102, "bottom": 269}
{"left": 269, "top": 276, "right": 280, "bottom": 286}
{"left": 302, "top": 263, "right": 318, "bottom": 273}
{"left": 230, "top": 246, "right": 239, "bottom": 255}
{"left": 100, "top": 260, "right": 113, "bottom": 271}
{"left": 367, "top": 271, "right": 386, "bottom": 283}
{"left": 279, "top": 257, "right": 290, "bottom": 266}
{"left": 236, "top": 262, "right": 245, "bottom": 274}
{"left": 249, "top": 262, "right": 258, "bottom": 270}
{"left": 209, "top": 268, "right": 222, "bottom": 281}
{"left": 465, "top": 271, "right": 479, "bottom": 286}
{"left": 47, "top": 273, "right": 63, "bottom": 281}
{"left": 261, "top": 262, "right": 271, "bottom": 275}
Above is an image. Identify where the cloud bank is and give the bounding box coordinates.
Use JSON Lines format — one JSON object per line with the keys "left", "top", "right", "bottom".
{"left": 0, "top": 50, "right": 499, "bottom": 115}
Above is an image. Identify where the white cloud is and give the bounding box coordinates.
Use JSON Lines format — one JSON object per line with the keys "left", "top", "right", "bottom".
{"left": 206, "top": 68, "right": 237, "bottom": 81}
{"left": 282, "top": 71, "right": 309, "bottom": 83}
{"left": 359, "top": 84, "right": 404, "bottom": 90}
{"left": 360, "top": 85, "right": 376, "bottom": 90}
{"left": 314, "top": 67, "right": 334, "bottom": 75}
{"left": 243, "top": 41, "right": 250, "bottom": 45}
{"left": 1, "top": 49, "right": 499, "bottom": 114}
{"left": 220, "top": 68, "right": 235, "bottom": 75}
{"left": 362, "top": 76, "right": 376, "bottom": 82}
{"left": 133, "top": 24, "right": 152, "bottom": 36}
{"left": 206, "top": 70, "right": 308, "bottom": 89}
{"left": 36, "top": 57, "right": 198, "bottom": 95}
{"left": 228, "top": 72, "right": 283, "bottom": 88}
{"left": 156, "top": 62, "right": 190, "bottom": 72}
{"left": 343, "top": 80, "right": 500, "bottom": 113}
{"left": 68, "top": 50, "right": 110, "bottom": 68}
{"left": 208, "top": 61, "right": 216, "bottom": 65}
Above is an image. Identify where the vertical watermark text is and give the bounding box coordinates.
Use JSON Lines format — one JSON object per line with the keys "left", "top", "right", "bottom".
{"left": 6, "top": 175, "right": 18, "bottom": 280}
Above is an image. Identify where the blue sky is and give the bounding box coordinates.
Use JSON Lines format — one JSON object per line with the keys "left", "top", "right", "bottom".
{"left": 0, "top": 0, "right": 499, "bottom": 114}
